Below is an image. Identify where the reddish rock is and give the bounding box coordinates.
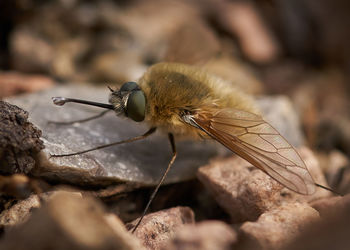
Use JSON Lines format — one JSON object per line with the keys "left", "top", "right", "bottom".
{"left": 164, "top": 220, "right": 237, "bottom": 250}
{"left": 0, "top": 71, "right": 54, "bottom": 97}
{"left": 284, "top": 195, "right": 350, "bottom": 250}
{"left": 198, "top": 156, "right": 282, "bottom": 222}
{"left": 216, "top": 1, "right": 280, "bottom": 64}
{"left": 278, "top": 147, "right": 331, "bottom": 203}
{"left": 239, "top": 203, "right": 319, "bottom": 250}
{"left": 127, "top": 206, "right": 195, "bottom": 250}
{"left": 197, "top": 147, "right": 330, "bottom": 222}
{"left": 311, "top": 194, "right": 350, "bottom": 218}
{"left": 310, "top": 196, "right": 342, "bottom": 217}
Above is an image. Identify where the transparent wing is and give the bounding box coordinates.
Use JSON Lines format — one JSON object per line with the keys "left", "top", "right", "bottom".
{"left": 188, "top": 108, "right": 315, "bottom": 195}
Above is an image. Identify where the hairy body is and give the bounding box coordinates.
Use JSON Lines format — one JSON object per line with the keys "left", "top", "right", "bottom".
{"left": 139, "top": 62, "right": 259, "bottom": 137}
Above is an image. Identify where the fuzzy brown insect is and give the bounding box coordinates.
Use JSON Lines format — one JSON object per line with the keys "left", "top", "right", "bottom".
{"left": 52, "top": 62, "right": 332, "bottom": 232}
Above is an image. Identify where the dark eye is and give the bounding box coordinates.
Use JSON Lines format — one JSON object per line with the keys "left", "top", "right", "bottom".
{"left": 126, "top": 90, "right": 146, "bottom": 122}
{"left": 120, "top": 82, "right": 139, "bottom": 92}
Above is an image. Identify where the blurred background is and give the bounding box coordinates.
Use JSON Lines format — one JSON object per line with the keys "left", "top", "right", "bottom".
{"left": 0, "top": 0, "right": 350, "bottom": 189}
{"left": 1, "top": 1, "right": 350, "bottom": 249}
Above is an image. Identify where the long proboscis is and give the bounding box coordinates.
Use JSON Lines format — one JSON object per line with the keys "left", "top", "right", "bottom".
{"left": 52, "top": 97, "right": 114, "bottom": 110}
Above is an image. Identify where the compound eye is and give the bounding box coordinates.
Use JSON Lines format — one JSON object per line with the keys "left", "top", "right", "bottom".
{"left": 126, "top": 90, "right": 146, "bottom": 122}
{"left": 120, "top": 82, "right": 139, "bottom": 92}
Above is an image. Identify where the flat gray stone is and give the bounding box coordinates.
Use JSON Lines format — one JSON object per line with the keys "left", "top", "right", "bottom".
{"left": 6, "top": 85, "right": 303, "bottom": 186}
{"left": 6, "top": 85, "right": 224, "bottom": 186}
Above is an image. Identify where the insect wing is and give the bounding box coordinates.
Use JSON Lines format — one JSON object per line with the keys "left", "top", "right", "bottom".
{"left": 190, "top": 108, "right": 315, "bottom": 195}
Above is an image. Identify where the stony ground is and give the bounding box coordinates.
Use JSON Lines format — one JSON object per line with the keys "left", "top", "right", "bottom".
{"left": 0, "top": 97, "right": 349, "bottom": 250}
{"left": 1, "top": 0, "right": 350, "bottom": 249}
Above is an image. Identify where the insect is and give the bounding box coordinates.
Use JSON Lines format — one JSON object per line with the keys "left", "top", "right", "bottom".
{"left": 51, "top": 62, "right": 335, "bottom": 232}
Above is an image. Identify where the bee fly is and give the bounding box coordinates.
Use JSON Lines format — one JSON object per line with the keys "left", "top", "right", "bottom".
{"left": 51, "top": 62, "right": 338, "bottom": 233}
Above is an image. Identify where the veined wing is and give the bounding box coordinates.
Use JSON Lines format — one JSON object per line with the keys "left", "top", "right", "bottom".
{"left": 186, "top": 108, "right": 315, "bottom": 195}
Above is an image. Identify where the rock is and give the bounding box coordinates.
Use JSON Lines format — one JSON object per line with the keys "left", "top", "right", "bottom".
{"left": 197, "top": 147, "right": 329, "bottom": 222}
{"left": 6, "top": 85, "right": 226, "bottom": 186}
{"left": 284, "top": 194, "right": 350, "bottom": 250}
{"left": 278, "top": 147, "right": 331, "bottom": 203}
{"left": 216, "top": 1, "right": 280, "bottom": 64}
{"left": 164, "top": 220, "right": 237, "bottom": 250}
{"left": 0, "top": 101, "right": 44, "bottom": 174}
{"left": 311, "top": 193, "right": 350, "bottom": 218}
{"left": 103, "top": 213, "right": 146, "bottom": 250}
{"left": 164, "top": 19, "right": 220, "bottom": 66}
{"left": 256, "top": 95, "right": 304, "bottom": 147}
{"left": 0, "top": 191, "right": 143, "bottom": 250}
{"left": 0, "top": 190, "right": 80, "bottom": 230}
{"left": 0, "top": 71, "right": 54, "bottom": 98}
{"left": 310, "top": 196, "right": 343, "bottom": 217}
{"left": 8, "top": 0, "right": 201, "bottom": 82}
{"left": 197, "top": 156, "right": 282, "bottom": 222}
{"left": 239, "top": 203, "right": 319, "bottom": 250}
{"left": 91, "top": 50, "right": 147, "bottom": 84}
{"left": 0, "top": 194, "right": 40, "bottom": 228}
{"left": 126, "top": 206, "right": 194, "bottom": 250}
{"left": 331, "top": 193, "right": 350, "bottom": 211}
{"left": 10, "top": 27, "right": 54, "bottom": 74}
{"left": 100, "top": 0, "right": 200, "bottom": 63}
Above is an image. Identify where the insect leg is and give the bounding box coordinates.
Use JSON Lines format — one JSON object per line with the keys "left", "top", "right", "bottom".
{"left": 47, "top": 109, "right": 111, "bottom": 125}
{"left": 50, "top": 127, "right": 157, "bottom": 157}
{"left": 131, "top": 133, "right": 177, "bottom": 233}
